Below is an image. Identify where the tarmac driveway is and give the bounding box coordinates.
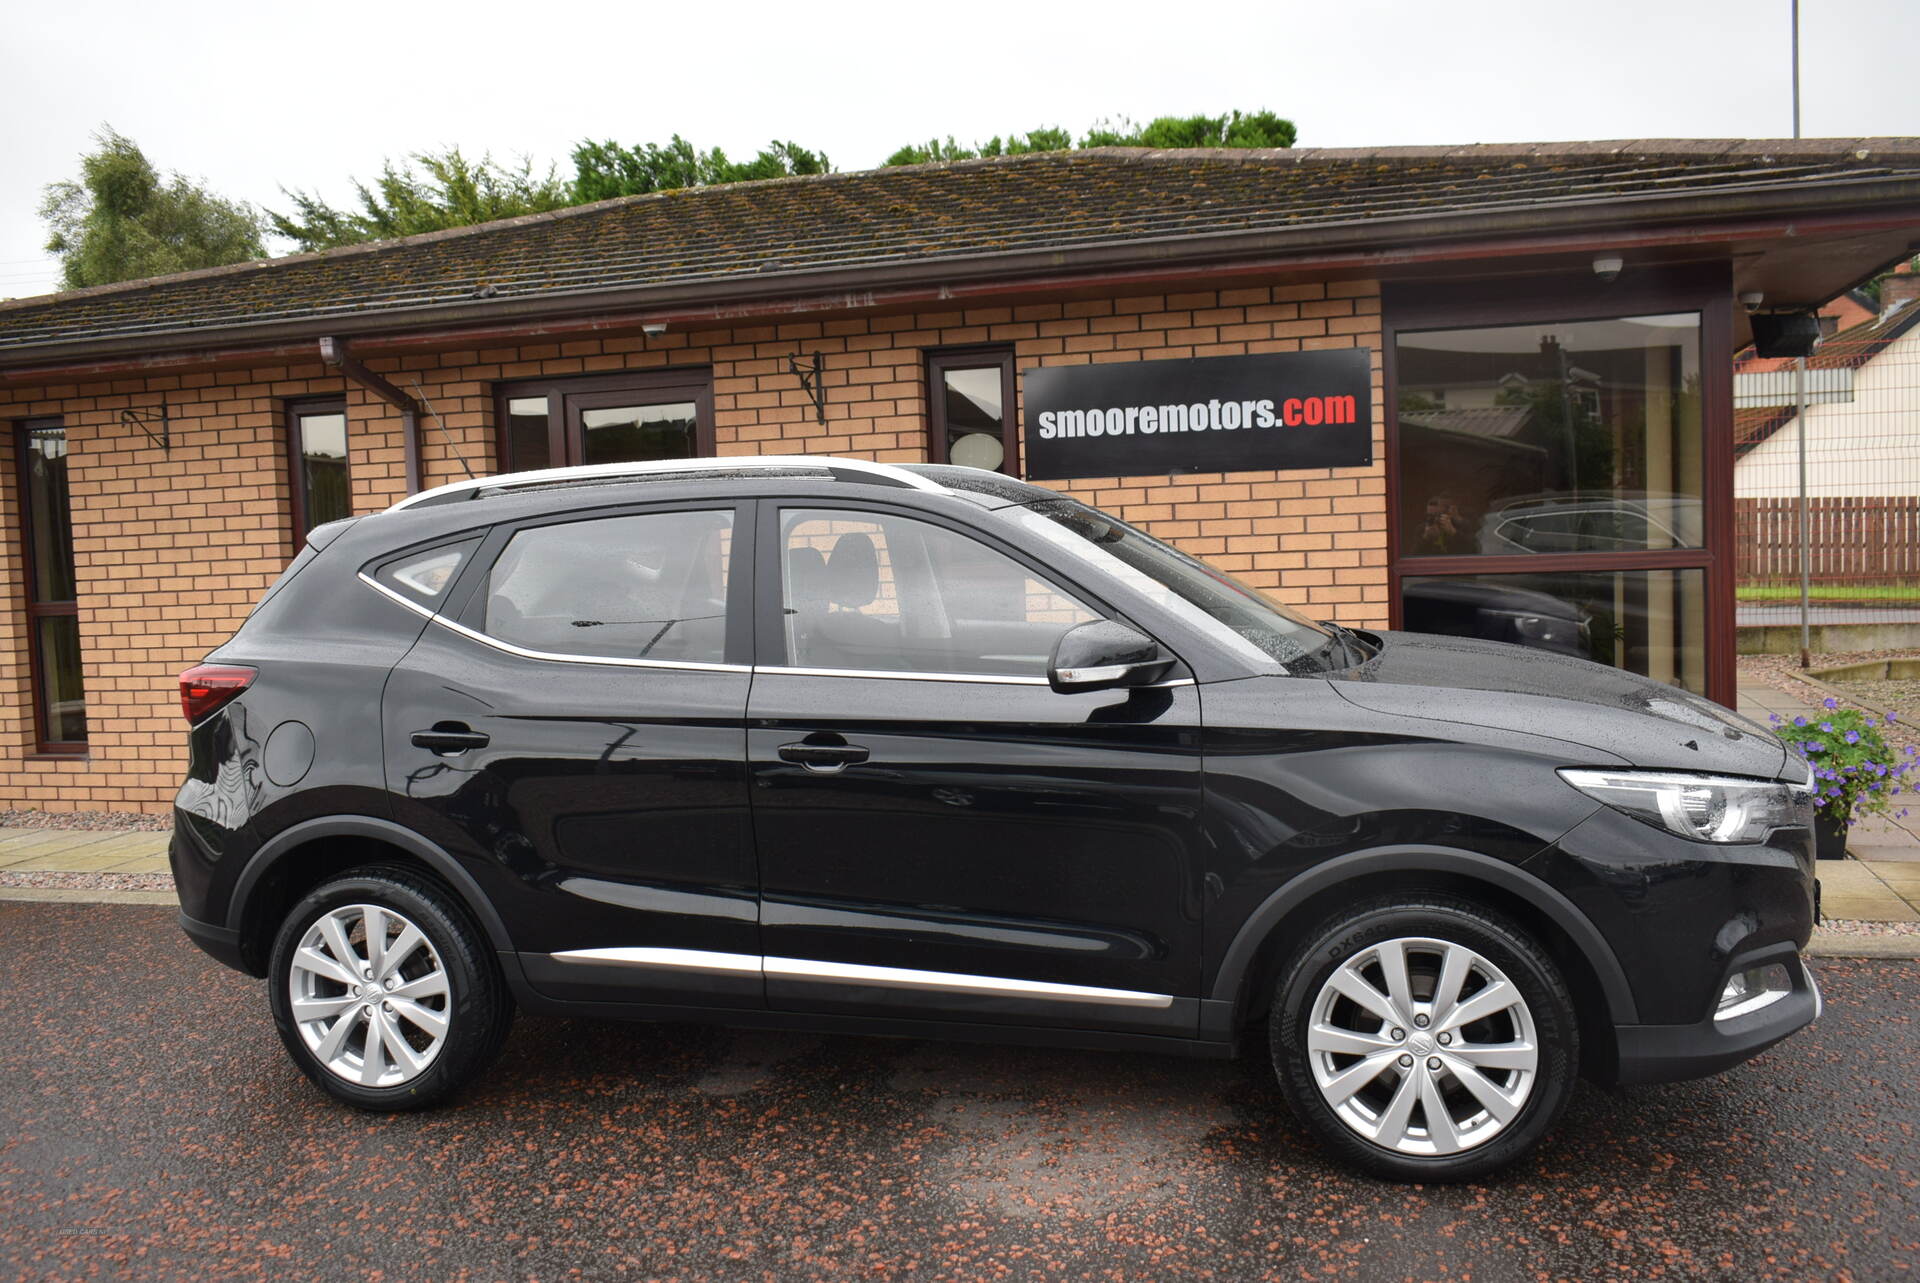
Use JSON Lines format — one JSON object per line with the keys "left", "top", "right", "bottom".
{"left": 2, "top": 901, "right": 1916, "bottom": 1281}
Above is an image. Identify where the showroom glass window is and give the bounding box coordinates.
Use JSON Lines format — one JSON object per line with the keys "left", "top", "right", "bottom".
{"left": 928, "top": 348, "right": 1018, "bottom": 474}
{"left": 495, "top": 371, "right": 714, "bottom": 473}
{"left": 1392, "top": 313, "right": 1710, "bottom": 694}
{"left": 14, "top": 420, "right": 86, "bottom": 750}
{"left": 288, "top": 399, "right": 350, "bottom": 547}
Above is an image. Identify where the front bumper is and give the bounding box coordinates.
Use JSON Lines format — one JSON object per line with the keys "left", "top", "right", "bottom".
{"left": 1611, "top": 941, "right": 1821, "bottom": 1084}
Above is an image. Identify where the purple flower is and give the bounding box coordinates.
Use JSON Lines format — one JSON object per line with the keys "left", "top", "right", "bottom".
{"left": 1888, "top": 711, "right": 1900, "bottom": 723}
{"left": 1824, "top": 697, "right": 1839, "bottom": 710}
{"left": 1846, "top": 730, "right": 1861, "bottom": 745}
{"left": 1794, "top": 716, "right": 1808, "bottom": 727}
{"left": 1827, "top": 786, "right": 1842, "bottom": 798}
{"left": 1819, "top": 722, "right": 1835, "bottom": 733}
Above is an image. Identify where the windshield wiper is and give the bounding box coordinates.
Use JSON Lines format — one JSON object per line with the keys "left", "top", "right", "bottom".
{"left": 1316, "top": 621, "right": 1373, "bottom": 669}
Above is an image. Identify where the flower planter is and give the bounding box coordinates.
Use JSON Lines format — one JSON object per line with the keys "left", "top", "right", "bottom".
{"left": 1814, "top": 809, "right": 1849, "bottom": 861}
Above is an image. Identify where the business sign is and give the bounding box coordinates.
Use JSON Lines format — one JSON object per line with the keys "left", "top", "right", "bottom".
{"left": 1023, "top": 350, "right": 1373, "bottom": 481}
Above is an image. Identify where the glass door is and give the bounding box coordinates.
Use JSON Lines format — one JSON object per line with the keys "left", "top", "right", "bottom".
{"left": 494, "top": 371, "right": 714, "bottom": 472}
{"left": 1387, "top": 300, "right": 1733, "bottom": 702}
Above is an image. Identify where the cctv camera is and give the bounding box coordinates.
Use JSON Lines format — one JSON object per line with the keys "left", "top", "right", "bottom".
{"left": 642, "top": 322, "right": 668, "bottom": 337}
{"left": 1592, "top": 255, "right": 1624, "bottom": 282}
{"left": 1740, "top": 292, "right": 1766, "bottom": 313}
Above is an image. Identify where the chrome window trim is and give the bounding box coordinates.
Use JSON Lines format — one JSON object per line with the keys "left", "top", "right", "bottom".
{"left": 756, "top": 664, "right": 1053, "bottom": 687}
{"left": 357, "top": 572, "right": 751, "bottom": 674}
{"left": 759, "top": 664, "right": 1195, "bottom": 689}
{"left": 359, "top": 578, "right": 1194, "bottom": 686}
{"left": 432, "top": 611, "right": 751, "bottom": 674}
{"left": 359, "top": 572, "right": 442, "bottom": 620}
{"left": 547, "top": 947, "right": 1175, "bottom": 1009}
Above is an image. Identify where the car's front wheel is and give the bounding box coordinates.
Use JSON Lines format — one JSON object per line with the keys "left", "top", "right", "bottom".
{"left": 1269, "top": 894, "right": 1578, "bottom": 1182}
{"left": 268, "top": 866, "right": 512, "bottom": 1110}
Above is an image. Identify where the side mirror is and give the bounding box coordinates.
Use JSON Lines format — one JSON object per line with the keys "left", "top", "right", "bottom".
{"left": 1048, "top": 620, "right": 1176, "bottom": 693}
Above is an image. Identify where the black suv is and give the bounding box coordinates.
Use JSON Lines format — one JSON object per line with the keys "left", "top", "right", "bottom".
{"left": 172, "top": 456, "right": 1820, "bottom": 1181}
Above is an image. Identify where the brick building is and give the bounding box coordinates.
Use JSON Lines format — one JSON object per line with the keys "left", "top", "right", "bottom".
{"left": 2, "top": 141, "right": 1917, "bottom": 812}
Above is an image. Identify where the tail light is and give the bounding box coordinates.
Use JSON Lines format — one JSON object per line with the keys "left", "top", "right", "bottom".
{"left": 179, "top": 664, "right": 257, "bottom": 723}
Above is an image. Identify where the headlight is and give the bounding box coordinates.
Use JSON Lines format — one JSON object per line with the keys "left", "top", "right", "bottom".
{"left": 1558, "top": 769, "right": 1813, "bottom": 843}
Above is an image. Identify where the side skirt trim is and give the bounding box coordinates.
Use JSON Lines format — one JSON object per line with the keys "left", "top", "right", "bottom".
{"left": 548, "top": 946, "right": 1175, "bottom": 1009}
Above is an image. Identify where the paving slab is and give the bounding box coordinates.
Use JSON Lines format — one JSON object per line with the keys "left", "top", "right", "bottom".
{"left": 6, "top": 850, "right": 159, "bottom": 873}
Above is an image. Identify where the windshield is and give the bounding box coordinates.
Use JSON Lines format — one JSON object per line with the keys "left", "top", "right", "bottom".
{"left": 1013, "top": 499, "right": 1341, "bottom": 670}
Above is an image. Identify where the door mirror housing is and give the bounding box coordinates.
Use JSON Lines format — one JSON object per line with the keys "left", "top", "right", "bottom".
{"left": 1048, "top": 620, "right": 1176, "bottom": 693}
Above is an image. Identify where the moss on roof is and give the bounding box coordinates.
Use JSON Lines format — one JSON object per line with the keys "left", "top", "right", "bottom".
{"left": 5, "top": 141, "right": 1918, "bottom": 356}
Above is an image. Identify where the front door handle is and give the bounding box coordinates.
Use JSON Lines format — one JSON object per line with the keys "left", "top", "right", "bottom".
{"left": 411, "top": 724, "right": 490, "bottom": 753}
{"left": 777, "top": 740, "right": 870, "bottom": 772}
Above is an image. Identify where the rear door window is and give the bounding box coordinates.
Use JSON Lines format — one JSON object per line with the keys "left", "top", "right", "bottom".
{"left": 481, "top": 509, "right": 735, "bottom": 664}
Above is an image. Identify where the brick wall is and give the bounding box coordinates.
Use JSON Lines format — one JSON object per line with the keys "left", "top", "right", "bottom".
{"left": 0, "top": 276, "right": 1385, "bottom": 811}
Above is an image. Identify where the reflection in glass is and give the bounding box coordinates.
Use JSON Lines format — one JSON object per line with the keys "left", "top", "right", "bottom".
{"left": 506, "top": 396, "right": 551, "bottom": 472}
{"left": 36, "top": 615, "right": 87, "bottom": 743}
{"left": 941, "top": 366, "right": 1006, "bottom": 471}
{"left": 781, "top": 508, "right": 1096, "bottom": 676}
{"left": 1395, "top": 314, "right": 1702, "bottom": 556}
{"left": 25, "top": 425, "right": 76, "bottom": 602}
{"left": 297, "top": 410, "right": 350, "bottom": 532}
{"left": 485, "top": 509, "right": 732, "bottom": 664}
{"left": 1401, "top": 569, "right": 1707, "bottom": 693}
{"left": 581, "top": 401, "right": 698, "bottom": 465}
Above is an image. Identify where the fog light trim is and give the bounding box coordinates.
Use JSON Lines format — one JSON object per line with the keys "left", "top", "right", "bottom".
{"left": 1715, "top": 962, "right": 1794, "bottom": 1022}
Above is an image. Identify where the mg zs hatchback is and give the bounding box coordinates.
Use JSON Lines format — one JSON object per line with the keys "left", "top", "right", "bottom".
{"left": 172, "top": 456, "right": 1820, "bottom": 1181}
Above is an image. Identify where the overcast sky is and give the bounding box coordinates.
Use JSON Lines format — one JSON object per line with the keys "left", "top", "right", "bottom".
{"left": 3, "top": 0, "right": 1916, "bottom": 300}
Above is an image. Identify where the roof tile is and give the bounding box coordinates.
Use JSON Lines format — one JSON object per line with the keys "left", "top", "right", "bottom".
{"left": 4, "top": 141, "right": 1919, "bottom": 355}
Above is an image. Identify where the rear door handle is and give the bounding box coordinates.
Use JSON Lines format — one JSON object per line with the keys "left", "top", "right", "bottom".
{"left": 777, "top": 741, "right": 870, "bottom": 771}
{"left": 411, "top": 725, "right": 490, "bottom": 753}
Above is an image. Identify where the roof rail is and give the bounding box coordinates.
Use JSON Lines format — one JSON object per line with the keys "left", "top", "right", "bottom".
{"left": 388, "top": 454, "right": 949, "bottom": 511}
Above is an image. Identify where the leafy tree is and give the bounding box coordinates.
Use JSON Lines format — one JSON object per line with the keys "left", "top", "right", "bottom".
{"left": 271, "top": 149, "right": 573, "bottom": 252}
{"left": 885, "top": 129, "right": 1073, "bottom": 167}
{"left": 39, "top": 128, "right": 266, "bottom": 289}
{"left": 571, "top": 136, "right": 830, "bottom": 203}
{"left": 1087, "top": 110, "right": 1297, "bottom": 150}
{"left": 885, "top": 112, "right": 1295, "bottom": 167}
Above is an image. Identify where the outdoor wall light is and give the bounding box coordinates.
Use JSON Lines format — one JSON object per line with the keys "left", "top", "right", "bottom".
{"left": 1592, "top": 255, "right": 1624, "bottom": 282}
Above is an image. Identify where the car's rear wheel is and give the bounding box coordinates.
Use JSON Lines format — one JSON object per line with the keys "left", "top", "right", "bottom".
{"left": 1269, "top": 894, "right": 1577, "bottom": 1182}
{"left": 268, "top": 867, "right": 512, "bottom": 1110}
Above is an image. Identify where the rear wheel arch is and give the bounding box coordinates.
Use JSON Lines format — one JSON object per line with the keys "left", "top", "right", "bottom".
{"left": 230, "top": 816, "right": 513, "bottom": 975}
{"left": 1213, "top": 846, "right": 1635, "bottom": 1061}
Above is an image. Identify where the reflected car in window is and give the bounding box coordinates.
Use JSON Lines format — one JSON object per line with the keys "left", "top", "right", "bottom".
{"left": 1478, "top": 494, "right": 1704, "bottom": 556}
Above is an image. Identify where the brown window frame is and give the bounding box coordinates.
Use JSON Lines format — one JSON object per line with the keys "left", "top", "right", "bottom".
{"left": 286, "top": 397, "right": 350, "bottom": 552}
{"left": 493, "top": 370, "right": 716, "bottom": 473}
{"left": 1382, "top": 267, "right": 1737, "bottom": 706}
{"left": 13, "top": 418, "right": 86, "bottom": 755}
{"left": 926, "top": 346, "right": 1019, "bottom": 475}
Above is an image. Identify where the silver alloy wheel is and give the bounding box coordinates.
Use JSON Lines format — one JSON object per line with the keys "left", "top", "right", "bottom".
{"left": 287, "top": 903, "right": 451, "bottom": 1088}
{"left": 1306, "top": 935, "right": 1538, "bottom": 1156}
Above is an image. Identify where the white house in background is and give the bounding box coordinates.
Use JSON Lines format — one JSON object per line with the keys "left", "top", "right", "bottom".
{"left": 1734, "top": 275, "right": 1920, "bottom": 498}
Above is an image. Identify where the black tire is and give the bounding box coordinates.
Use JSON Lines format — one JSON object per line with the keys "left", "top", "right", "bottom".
{"left": 268, "top": 865, "right": 513, "bottom": 1111}
{"left": 1268, "top": 894, "right": 1578, "bottom": 1182}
